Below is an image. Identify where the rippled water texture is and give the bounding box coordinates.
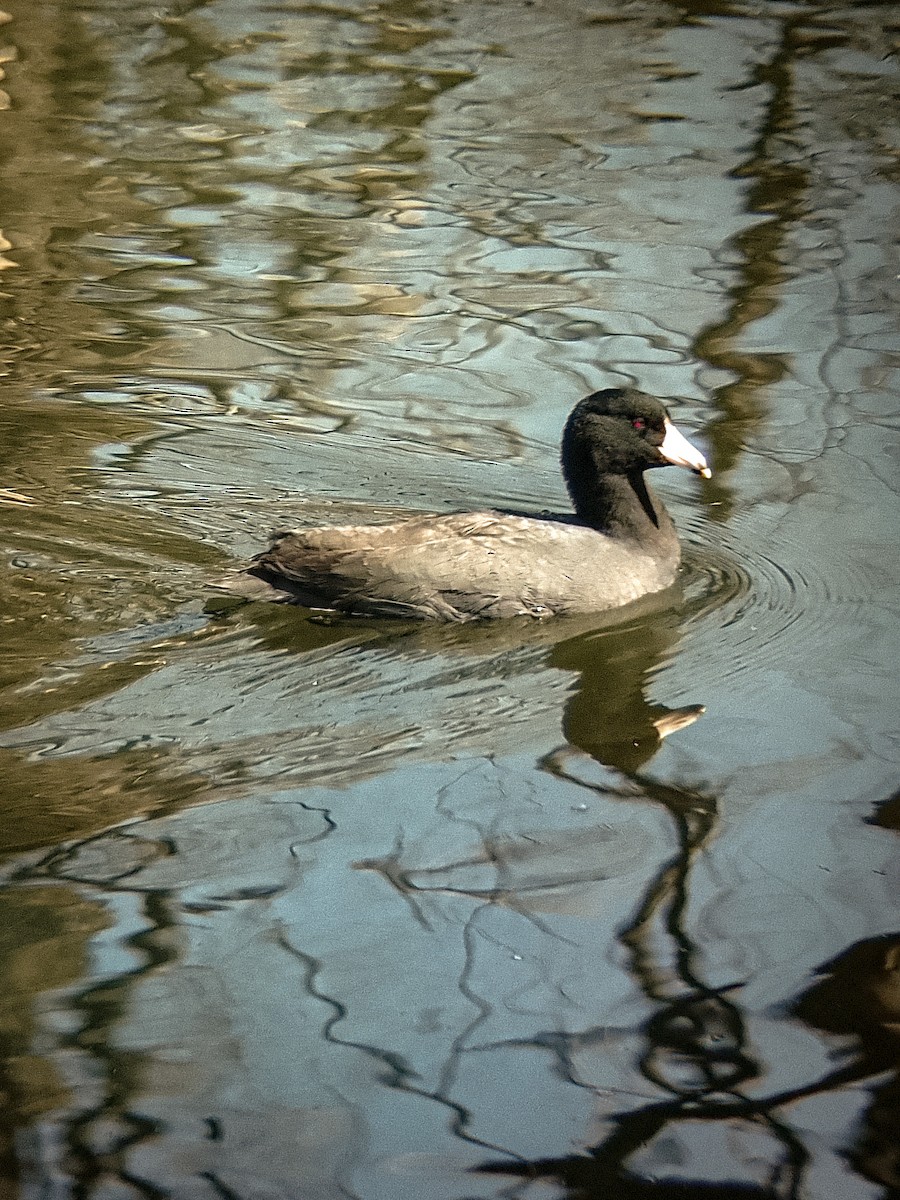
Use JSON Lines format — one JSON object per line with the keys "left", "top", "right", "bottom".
{"left": 1, "top": 1, "right": 898, "bottom": 1197}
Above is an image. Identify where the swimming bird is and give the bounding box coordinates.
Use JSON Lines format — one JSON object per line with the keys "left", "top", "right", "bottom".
{"left": 230, "top": 388, "right": 710, "bottom": 621}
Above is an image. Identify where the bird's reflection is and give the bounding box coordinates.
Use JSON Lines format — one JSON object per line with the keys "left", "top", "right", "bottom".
{"left": 548, "top": 606, "right": 704, "bottom": 774}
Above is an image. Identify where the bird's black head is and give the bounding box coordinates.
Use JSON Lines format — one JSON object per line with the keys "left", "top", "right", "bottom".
{"left": 561, "top": 388, "right": 709, "bottom": 525}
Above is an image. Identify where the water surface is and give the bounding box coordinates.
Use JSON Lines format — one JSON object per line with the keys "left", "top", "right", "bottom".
{"left": 0, "top": 1, "right": 898, "bottom": 1197}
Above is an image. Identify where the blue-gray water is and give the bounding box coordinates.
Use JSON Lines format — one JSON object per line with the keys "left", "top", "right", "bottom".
{"left": 0, "top": 2, "right": 897, "bottom": 1197}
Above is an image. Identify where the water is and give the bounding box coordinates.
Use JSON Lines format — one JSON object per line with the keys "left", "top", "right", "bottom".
{"left": 0, "top": 1, "right": 898, "bottom": 1197}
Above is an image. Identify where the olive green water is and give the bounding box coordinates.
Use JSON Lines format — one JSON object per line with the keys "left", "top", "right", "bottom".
{"left": 0, "top": 2, "right": 898, "bottom": 1197}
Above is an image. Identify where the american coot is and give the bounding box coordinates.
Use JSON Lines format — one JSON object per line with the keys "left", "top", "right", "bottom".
{"left": 232, "top": 388, "right": 710, "bottom": 621}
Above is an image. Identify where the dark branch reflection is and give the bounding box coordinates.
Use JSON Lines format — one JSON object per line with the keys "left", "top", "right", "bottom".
{"left": 791, "top": 935, "right": 900, "bottom": 1197}
{"left": 476, "top": 650, "right": 898, "bottom": 1198}
{"left": 691, "top": 9, "right": 839, "bottom": 516}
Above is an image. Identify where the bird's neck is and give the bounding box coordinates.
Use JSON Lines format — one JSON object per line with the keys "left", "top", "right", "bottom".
{"left": 571, "top": 472, "right": 675, "bottom": 547}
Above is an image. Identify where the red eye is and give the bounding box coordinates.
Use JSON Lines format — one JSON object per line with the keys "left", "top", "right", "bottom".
{"left": 632, "top": 418, "right": 647, "bottom": 431}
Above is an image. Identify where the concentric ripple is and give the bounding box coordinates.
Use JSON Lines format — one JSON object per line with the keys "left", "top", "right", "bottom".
{"left": 674, "top": 508, "right": 874, "bottom": 686}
